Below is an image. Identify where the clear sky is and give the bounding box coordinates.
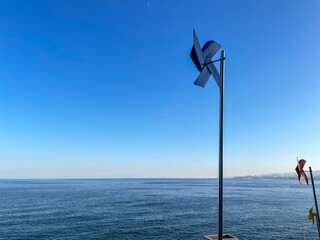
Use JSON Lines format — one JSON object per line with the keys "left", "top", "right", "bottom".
{"left": 1, "top": 0, "right": 320, "bottom": 178}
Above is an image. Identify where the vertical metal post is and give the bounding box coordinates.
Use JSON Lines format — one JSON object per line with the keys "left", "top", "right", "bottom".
{"left": 309, "top": 167, "right": 320, "bottom": 239}
{"left": 218, "top": 50, "right": 225, "bottom": 240}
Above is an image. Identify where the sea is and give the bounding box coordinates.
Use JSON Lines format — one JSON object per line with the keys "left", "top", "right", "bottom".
{"left": 0, "top": 179, "right": 319, "bottom": 240}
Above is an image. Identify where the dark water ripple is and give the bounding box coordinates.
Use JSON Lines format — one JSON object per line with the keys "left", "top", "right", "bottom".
{"left": 0, "top": 179, "right": 318, "bottom": 239}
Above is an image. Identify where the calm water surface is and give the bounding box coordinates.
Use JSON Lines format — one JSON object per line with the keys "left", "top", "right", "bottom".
{"left": 0, "top": 179, "right": 318, "bottom": 239}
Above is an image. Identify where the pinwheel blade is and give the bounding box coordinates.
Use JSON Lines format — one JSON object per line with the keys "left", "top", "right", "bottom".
{"left": 193, "top": 29, "right": 205, "bottom": 66}
{"left": 194, "top": 67, "right": 211, "bottom": 88}
{"left": 207, "top": 63, "right": 221, "bottom": 89}
{"left": 202, "top": 40, "right": 221, "bottom": 62}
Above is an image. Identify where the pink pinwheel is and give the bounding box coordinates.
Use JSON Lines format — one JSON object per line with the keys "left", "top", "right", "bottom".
{"left": 295, "top": 159, "right": 309, "bottom": 185}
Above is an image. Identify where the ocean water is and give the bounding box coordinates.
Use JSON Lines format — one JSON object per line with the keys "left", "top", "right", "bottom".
{"left": 0, "top": 179, "right": 318, "bottom": 240}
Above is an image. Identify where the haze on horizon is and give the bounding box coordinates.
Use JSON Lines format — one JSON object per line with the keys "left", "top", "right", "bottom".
{"left": 1, "top": 0, "right": 320, "bottom": 179}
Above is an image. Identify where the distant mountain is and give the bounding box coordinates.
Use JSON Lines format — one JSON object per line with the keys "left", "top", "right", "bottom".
{"left": 233, "top": 170, "right": 320, "bottom": 180}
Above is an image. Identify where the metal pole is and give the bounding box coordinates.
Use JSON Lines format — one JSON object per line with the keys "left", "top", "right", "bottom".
{"left": 309, "top": 166, "right": 320, "bottom": 239}
{"left": 218, "top": 50, "right": 225, "bottom": 240}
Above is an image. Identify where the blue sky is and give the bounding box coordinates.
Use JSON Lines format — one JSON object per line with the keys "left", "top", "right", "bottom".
{"left": 1, "top": 0, "right": 320, "bottom": 178}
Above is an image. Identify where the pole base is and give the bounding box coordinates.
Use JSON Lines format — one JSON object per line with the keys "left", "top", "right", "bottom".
{"left": 203, "top": 234, "right": 238, "bottom": 240}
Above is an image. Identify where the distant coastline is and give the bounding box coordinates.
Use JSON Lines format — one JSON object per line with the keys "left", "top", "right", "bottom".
{"left": 232, "top": 170, "right": 320, "bottom": 180}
